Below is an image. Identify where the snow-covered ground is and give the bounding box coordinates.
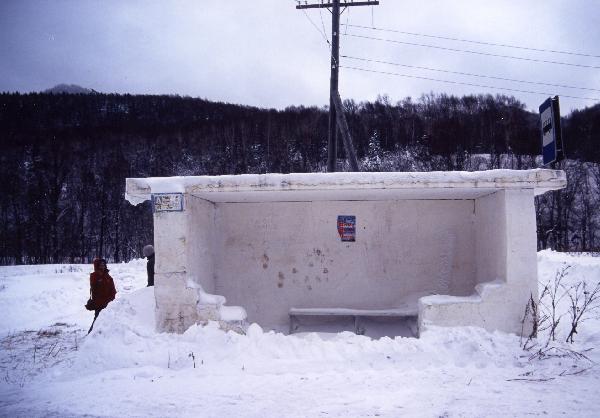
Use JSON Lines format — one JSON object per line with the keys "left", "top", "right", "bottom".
{"left": 1, "top": 252, "right": 600, "bottom": 417}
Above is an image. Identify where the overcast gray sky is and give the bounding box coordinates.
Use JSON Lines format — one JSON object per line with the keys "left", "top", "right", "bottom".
{"left": 1, "top": 0, "right": 599, "bottom": 113}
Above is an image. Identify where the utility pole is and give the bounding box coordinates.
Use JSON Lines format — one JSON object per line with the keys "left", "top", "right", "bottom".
{"left": 296, "top": 0, "right": 379, "bottom": 172}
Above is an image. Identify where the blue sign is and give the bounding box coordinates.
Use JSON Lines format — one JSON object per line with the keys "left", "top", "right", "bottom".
{"left": 539, "top": 96, "right": 564, "bottom": 166}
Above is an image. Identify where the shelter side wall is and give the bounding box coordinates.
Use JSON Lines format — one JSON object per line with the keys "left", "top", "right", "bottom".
{"left": 475, "top": 191, "right": 507, "bottom": 285}
{"left": 420, "top": 188, "right": 538, "bottom": 335}
{"left": 186, "top": 196, "right": 216, "bottom": 294}
{"left": 212, "top": 199, "right": 476, "bottom": 329}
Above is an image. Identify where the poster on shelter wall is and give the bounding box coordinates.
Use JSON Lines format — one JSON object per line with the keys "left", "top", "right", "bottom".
{"left": 337, "top": 215, "right": 356, "bottom": 242}
{"left": 152, "top": 193, "right": 184, "bottom": 213}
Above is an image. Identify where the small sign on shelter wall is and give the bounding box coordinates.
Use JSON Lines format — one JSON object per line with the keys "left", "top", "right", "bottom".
{"left": 152, "top": 193, "right": 184, "bottom": 213}
{"left": 337, "top": 215, "right": 356, "bottom": 242}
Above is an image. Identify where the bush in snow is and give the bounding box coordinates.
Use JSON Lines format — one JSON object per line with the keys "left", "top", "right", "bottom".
{"left": 525, "top": 263, "right": 600, "bottom": 346}
{"left": 564, "top": 279, "right": 600, "bottom": 343}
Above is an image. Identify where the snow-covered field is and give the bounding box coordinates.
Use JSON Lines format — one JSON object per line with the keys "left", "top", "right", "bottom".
{"left": 1, "top": 251, "right": 600, "bottom": 417}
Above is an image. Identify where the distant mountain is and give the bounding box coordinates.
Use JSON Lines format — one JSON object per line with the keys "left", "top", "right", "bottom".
{"left": 43, "top": 84, "right": 97, "bottom": 94}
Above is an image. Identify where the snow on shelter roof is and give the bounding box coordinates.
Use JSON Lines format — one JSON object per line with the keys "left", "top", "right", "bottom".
{"left": 125, "top": 169, "right": 566, "bottom": 205}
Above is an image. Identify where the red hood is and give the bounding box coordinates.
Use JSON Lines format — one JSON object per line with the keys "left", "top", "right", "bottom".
{"left": 93, "top": 258, "right": 109, "bottom": 272}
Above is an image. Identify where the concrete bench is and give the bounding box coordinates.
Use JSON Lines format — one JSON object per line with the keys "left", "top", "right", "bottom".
{"left": 288, "top": 307, "right": 418, "bottom": 335}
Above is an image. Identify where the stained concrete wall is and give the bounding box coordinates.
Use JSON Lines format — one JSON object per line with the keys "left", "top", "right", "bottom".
{"left": 154, "top": 190, "right": 538, "bottom": 335}
{"left": 209, "top": 200, "right": 476, "bottom": 330}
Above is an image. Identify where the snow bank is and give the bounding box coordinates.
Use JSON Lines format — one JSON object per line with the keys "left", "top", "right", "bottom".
{"left": 2, "top": 252, "right": 600, "bottom": 417}
{"left": 76, "top": 305, "right": 524, "bottom": 380}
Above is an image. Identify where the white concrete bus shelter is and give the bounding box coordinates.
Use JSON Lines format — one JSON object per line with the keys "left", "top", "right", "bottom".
{"left": 125, "top": 169, "right": 566, "bottom": 336}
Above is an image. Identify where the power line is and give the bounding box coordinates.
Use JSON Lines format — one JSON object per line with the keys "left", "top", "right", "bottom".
{"left": 344, "top": 24, "right": 600, "bottom": 59}
{"left": 293, "top": 0, "right": 331, "bottom": 47}
{"left": 343, "top": 33, "right": 600, "bottom": 70}
{"left": 319, "top": 7, "right": 330, "bottom": 46}
{"left": 294, "top": 0, "right": 335, "bottom": 57}
{"left": 340, "top": 65, "right": 600, "bottom": 102}
{"left": 302, "top": 10, "right": 330, "bottom": 46}
{"left": 342, "top": 55, "right": 600, "bottom": 92}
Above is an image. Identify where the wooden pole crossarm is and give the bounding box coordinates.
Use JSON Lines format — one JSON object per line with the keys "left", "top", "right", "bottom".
{"left": 296, "top": 1, "right": 379, "bottom": 9}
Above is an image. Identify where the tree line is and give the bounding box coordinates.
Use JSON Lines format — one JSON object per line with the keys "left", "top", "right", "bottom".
{"left": 1, "top": 92, "right": 599, "bottom": 264}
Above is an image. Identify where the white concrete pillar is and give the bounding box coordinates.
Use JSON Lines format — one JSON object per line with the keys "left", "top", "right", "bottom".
{"left": 153, "top": 193, "right": 199, "bottom": 333}
{"left": 504, "top": 188, "right": 538, "bottom": 335}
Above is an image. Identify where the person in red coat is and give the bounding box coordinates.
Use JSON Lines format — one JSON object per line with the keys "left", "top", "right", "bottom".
{"left": 88, "top": 258, "right": 117, "bottom": 334}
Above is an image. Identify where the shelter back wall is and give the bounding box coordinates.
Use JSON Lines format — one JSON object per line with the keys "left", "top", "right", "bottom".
{"left": 189, "top": 200, "right": 477, "bottom": 329}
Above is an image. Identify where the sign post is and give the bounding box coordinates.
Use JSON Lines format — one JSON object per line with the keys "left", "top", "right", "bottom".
{"left": 539, "top": 96, "right": 565, "bottom": 167}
